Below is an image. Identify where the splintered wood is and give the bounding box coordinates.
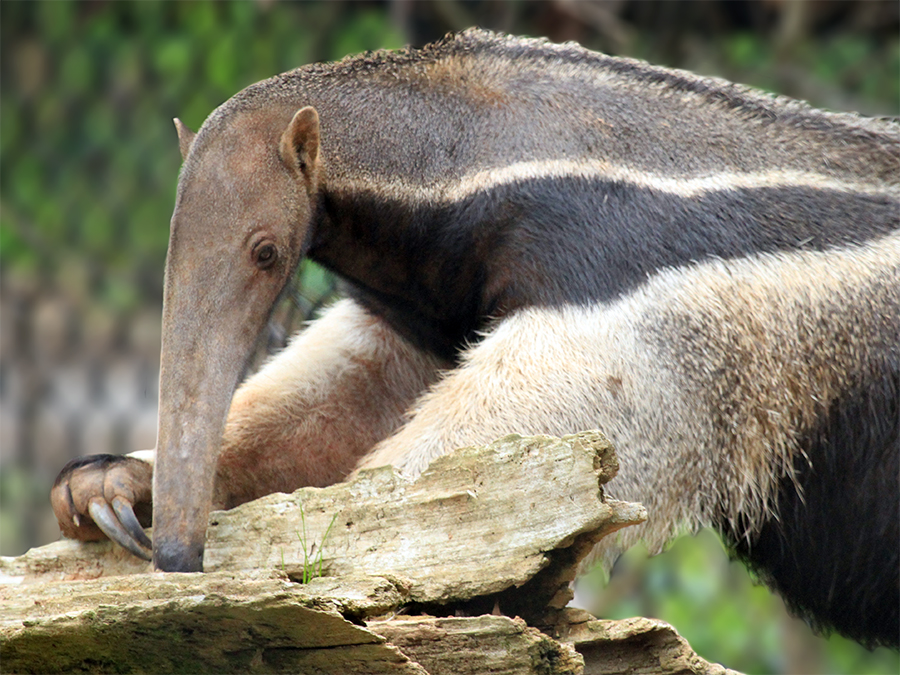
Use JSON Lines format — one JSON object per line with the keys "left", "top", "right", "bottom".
{"left": 0, "top": 432, "right": 736, "bottom": 674}
{"left": 205, "top": 431, "right": 644, "bottom": 604}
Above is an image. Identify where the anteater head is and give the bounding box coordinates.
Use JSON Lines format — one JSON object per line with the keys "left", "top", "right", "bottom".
{"left": 152, "top": 106, "right": 320, "bottom": 572}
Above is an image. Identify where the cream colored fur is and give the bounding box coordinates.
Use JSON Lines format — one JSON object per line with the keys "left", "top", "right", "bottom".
{"left": 212, "top": 298, "right": 446, "bottom": 507}
{"left": 357, "top": 231, "right": 899, "bottom": 560}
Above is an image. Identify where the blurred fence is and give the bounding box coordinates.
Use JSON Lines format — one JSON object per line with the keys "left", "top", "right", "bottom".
{"left": 0, "top": 272, "right": 161, "bottom": 551}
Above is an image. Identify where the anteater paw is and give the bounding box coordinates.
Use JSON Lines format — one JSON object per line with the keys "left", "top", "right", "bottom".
{"left": 50, "top": 454, "right": 153, "bottom": 561}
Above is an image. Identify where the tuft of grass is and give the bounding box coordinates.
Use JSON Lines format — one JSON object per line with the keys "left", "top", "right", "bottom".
{"left": 295, "top": 498, "right": 338, "bottom": 584}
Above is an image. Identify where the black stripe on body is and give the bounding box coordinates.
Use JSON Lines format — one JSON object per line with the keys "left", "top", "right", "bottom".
{"left": 311, "top": 191, "right": 487, "bottom": 361}
{"left": 310, "top": 176, "right": 898, "bottom": 360}
{"left": 725, "top": 364, "right": 900, "bottom": 649}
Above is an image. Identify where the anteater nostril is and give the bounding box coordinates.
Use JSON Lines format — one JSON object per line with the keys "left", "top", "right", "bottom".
{"left": 153, "top": 538, "right": 205, "bottom": 573}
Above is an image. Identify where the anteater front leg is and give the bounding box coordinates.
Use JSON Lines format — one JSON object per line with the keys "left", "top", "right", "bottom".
{"left": 213, "top": 298, "right": 446, "bottom": 508}
{"left": 354, "top": 302, "right": 682, "bottom": 547}
{"left": 51, "top": 298, "right": 445, "bottom": 552}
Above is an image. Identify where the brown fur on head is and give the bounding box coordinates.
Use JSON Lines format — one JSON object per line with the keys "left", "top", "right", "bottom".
{"left": 152, "top": 106, "right": 322, "bottom": 572}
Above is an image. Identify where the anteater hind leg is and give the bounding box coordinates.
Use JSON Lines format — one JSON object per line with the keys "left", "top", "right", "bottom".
{"left": 213, "top": 298, "right": 447, "bottom": 509}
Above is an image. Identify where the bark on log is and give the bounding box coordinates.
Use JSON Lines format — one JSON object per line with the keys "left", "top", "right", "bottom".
{"left": 1, "top": 571, "right": 426, "bottom": 674}
{"left": 0, "top": 432, "right": 739, "bottom": 675}
{"left": 369, "top": 615, "right": 584, "bottom": 675}
{"left": 542, "top": 609, "right": 742, "bottom": 675}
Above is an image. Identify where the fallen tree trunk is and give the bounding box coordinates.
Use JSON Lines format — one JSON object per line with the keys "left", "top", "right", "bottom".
{"left": 0, "top": 432, "right": 739, "bottom": 675}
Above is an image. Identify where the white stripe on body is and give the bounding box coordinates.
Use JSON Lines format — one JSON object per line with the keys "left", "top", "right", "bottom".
{"left": 333, "top": 159, "right": 899, "bottom": 206}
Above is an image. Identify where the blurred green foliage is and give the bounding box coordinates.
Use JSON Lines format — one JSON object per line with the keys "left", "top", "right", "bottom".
{"left": 1, "top": 1, "right": 406, "bottom": 309}
{"left": 1, "top": 2, "right": 897, "bottom": 674}
{"left": 2, "top": 1, "right": 897, "bottom": 310}
{"left": 582, "top": 529, "right": 899, "bottom": 674}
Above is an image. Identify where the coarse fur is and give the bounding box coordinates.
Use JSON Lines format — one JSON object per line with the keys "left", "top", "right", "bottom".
{"left": 51, "top": 29, "right": 899, "bottom": 649}
{"left": 214, "top": 298, "right": 448, "bottom": 508}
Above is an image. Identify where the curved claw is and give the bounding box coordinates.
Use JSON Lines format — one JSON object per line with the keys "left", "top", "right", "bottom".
{"left": 88, "top": 498, "right": 152, "bottom": 561}
{"left": 112, "top": 495, "right": 153, "bottom": 550}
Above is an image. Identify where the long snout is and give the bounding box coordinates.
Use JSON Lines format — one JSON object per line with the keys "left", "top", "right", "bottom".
{"left": 152, "top": 389, "right": 230, "bottom": 572}
{"left": 151, "top": 285, "right": 263, "bottom": 572}
{"left": 152, "top": 104, "right": 314, "bottom": 571}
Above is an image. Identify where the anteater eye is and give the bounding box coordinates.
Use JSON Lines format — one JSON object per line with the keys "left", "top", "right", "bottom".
{"left": 254, "top": 243, "right": 278, "bottom": 269}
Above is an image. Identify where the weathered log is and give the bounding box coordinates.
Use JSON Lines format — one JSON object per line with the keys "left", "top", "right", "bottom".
{"left": 369, "top": 614, "right": 584, "bottom": 675}
{"left": 542, "top": 609, "right": 742, "bottom": 675}
{"left": 205, "top": 431, "right": 644, "bottom": 611}
{"left": 0, "top": 432, "right": 738, "bottom": 674}
{"left": 0, "top": 570, "right": 734, "bottom": 675}
{"left": 4, "top": 432, "right": 645, "bottom": 610}
{"left": 0, "top": 570, "right": 425, "bottom": 674}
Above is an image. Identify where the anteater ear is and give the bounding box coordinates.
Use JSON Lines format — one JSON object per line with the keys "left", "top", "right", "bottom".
{"left": 173, "top": 118, "right": 196, "bottom": 161}
{"left": 280, "top": 106, "right": 320, "bottom": 181}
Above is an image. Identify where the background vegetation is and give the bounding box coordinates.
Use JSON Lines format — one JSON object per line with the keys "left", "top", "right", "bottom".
{"left": 2, "top": 2, "right": 897, "bottom": 674}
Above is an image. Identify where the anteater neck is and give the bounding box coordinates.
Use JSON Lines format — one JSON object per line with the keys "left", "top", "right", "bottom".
{"left": 307, "top": 187, "right": 491, "bottom": 361}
